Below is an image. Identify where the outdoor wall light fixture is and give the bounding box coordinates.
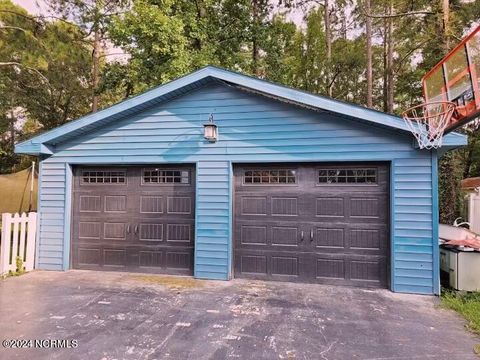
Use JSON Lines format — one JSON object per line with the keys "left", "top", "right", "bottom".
{"left": 204, "top": 114, "right": 218, "bottom": 142}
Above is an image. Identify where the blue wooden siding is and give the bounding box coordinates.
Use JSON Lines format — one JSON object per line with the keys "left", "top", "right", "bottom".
{"left": 195, "top": 161, "right": 231, "bottom": 280}
{"left": 37, "top": 161, "right": 67, "bottom": 270}
{"left": 37, "top": 83, "right": 435, "bottom": 293}
{"left": 393, "top": 158, "right": 434, "bottom": 294}
{"left": 14, "top": 66, "right": 466, "bottom": 152}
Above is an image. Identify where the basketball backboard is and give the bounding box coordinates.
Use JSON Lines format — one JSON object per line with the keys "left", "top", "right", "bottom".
{"left": 422, "top": 25, "right": 480, "bottom": 133}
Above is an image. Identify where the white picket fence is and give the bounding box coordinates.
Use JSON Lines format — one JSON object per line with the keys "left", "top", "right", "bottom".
{"left": 0, "top": 212, "right": 37, "bottom": 276}
{"left": 468, "top": 192, "right": 480, "bottom": 234}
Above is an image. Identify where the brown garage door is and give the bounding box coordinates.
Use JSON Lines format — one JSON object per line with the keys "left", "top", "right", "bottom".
{"left": 234, "top": 163, "right": 389, "bottom": 288}
{"left": 72, "top": 165, "right": 195, "bottom": 275}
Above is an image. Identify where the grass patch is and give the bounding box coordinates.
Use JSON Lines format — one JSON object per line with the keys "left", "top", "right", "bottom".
{"left": 129, "top": 275, "right": 204, "bottom": 290}
{"left": 441, "top": 289, "right": 480, "bottom": 335}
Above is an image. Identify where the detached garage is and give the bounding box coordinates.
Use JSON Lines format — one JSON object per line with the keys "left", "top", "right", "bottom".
{"left": 15, "top": 66, "right": 466, "bottom": 294}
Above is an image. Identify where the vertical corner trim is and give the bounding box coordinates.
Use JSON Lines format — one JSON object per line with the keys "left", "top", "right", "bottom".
{"left": 228, "top": 161, "right": 234, "bottom": 280}
{"left": 431, "top": 151, "right": 440, "bottom": 295}
{"left": 390, "top": 160, "right": 396, "bottom": 292}
{"left": 194, "top": 161, "right": 199, "bottom": 279}
{"left": 34, "top": 161, "right": 43, "bottom": 270}
{"left": 63, "top": 164, "right": 73, "bottom": 271}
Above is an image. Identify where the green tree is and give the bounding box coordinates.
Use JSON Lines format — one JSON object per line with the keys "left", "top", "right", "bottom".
{"left": 46, "top": 0, "right": 129, "bottom": 111}
{"left": 14, "top": 21, "right": 92, "bottom": 130}
{"left": 107, "top": 0, "right": 191, "bottom": 92}
{"left": 105, "top": 0, "right": 258, "bottom": 94}
{"left": 0, "top": 0, "right": 92, "bottom": 172}
{"left": 262, "top": 15, "right": 298, "bottom": 84}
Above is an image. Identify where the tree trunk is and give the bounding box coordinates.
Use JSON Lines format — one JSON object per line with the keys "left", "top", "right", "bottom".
{"left": 324, "top": 0, "right": 331, "bottom": 60}
{"left": 91, "top": 26, "right": 101, "bottom": 113}
{"left": 341, "top": 6, "right": 347, "bottom": 39}
{"left": 463, "top": 147, "right": 473, "bottom": 179}
{"left": 382, "top": 0, "right": 394, "bottom": 113}
{"left": 325, "top": 0, "right": 333, "bottom": 97}
{"left": 365, "top": 0, "right": 373, "bottom": 108}
{"left": 193, "top": 0, "right": 206, "bottom": 50}
{"left": 386, "top": 0, "right": 394, "bottom": 113}
{"left": 442, "top": 0, "right": 450, "bottom": 51}
{"left": 252, "top": 0, "right": 260, "bottom": 76}
{"left": 382, "top": 12, "right": 388, "bottom": 112}
{"left": 9, "top": 108, "right": 15, "bottom": 151}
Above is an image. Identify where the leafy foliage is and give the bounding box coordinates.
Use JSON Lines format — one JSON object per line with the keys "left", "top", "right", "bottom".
{"left": 15, "top": 21, "right": 92, "bottom": 130}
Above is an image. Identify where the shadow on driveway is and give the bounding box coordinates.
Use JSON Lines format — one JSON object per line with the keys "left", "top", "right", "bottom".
{"left": 0, "top": 270, "right": 478, "bottom": 359}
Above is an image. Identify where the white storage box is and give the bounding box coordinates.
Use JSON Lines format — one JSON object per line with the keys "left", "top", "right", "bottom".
{"left": 440, "top": 246, "right": 480, "bottom": 291}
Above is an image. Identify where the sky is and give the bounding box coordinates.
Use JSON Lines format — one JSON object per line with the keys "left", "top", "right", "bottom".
{"left": 13, "top": 0, "right": 48, "bottom": 15}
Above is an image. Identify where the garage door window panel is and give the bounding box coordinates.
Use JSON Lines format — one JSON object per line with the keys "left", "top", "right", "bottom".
{"left": 81, "top": 170, "right": 126, "bottom": 185}
{"left": 244, "top": 169, "right": 297, "bottom": 185}
{"left": 318, "top": 168, "right": 377, "bottom": 184}
{"left": 142, "top": 168, "right": 190, "bottom": 185}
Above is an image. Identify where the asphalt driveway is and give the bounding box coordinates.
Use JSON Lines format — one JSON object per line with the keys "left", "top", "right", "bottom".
{"left": 0, "top": 271, "right": 478, "bottom": 360}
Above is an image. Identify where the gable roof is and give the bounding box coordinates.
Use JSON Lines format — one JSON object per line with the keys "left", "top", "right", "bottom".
{"left": 15, "top": 65, "right": 467, "bottom": 155}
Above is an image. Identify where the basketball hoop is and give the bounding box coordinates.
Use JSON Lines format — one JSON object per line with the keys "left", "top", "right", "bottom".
{"left": 402, "top": 101, "right": 456, "bottom": 149}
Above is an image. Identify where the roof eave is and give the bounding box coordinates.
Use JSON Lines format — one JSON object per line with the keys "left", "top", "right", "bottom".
{"left": 15, "top": 141, "right": 54, "bottom": 155}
